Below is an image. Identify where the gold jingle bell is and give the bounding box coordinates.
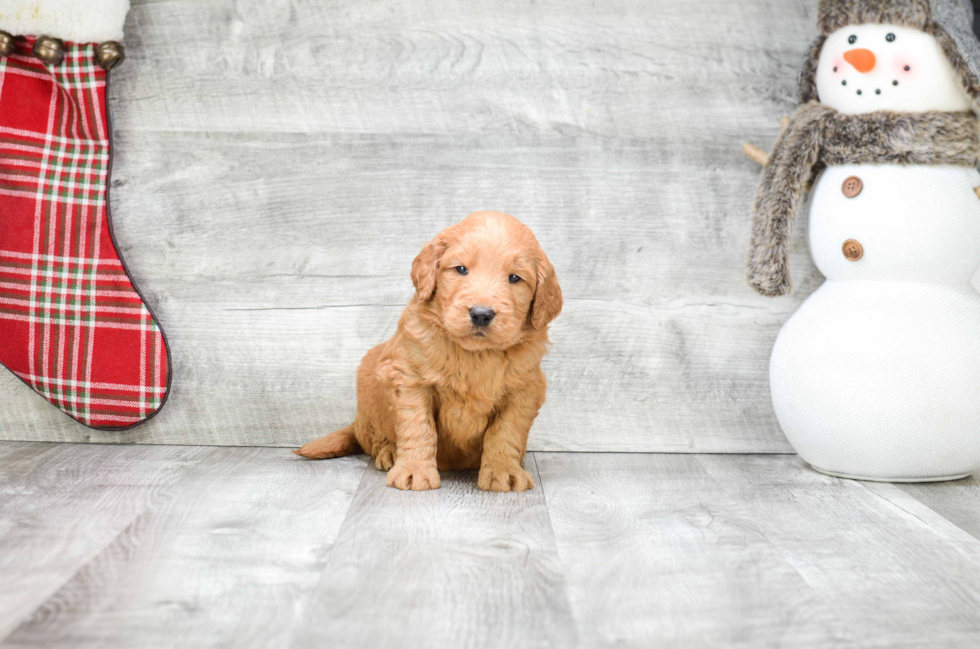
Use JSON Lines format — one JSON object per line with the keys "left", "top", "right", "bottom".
{"left": 33, "top": 35, "right": 65, "bottom": 65}
{"left": 95, "top": 41, "right": 125, "bottom": 70}
{"left": 0, "top": 30, "right": 14, "bottom": 57}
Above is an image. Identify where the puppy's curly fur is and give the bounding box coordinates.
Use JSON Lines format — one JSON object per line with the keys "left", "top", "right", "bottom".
{"left": 295, "top": 211, "right": 562, "bottom": 492}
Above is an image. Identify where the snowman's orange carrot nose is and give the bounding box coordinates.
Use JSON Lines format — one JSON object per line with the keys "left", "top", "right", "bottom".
{"left": 844, "top": 48, "right": 876, "bottom": 73}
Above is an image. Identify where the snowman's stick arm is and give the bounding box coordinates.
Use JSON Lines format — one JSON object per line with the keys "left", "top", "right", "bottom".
{"left": 743, "top": 117, "right": 791, "bottom": 167}
{"left": 743, "top": 143, "right": 769, "bottom": 166}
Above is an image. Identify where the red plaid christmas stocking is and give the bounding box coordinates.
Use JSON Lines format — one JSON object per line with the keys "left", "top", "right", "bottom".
{"left": 0, "top": 2, "right": 171, "bottom": 429}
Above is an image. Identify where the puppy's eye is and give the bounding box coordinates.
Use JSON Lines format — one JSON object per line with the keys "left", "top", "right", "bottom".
{"left": 886, "top": 33, "right": 895, "bottom": 42}
{"left": 508, "top": 274, "right": 521, "bottom": 284}
{"left": 848, "top": 35, "right": 857, "bottom": 44}
{"left": 455, "top": 266, "right": 468, "bottom": 275}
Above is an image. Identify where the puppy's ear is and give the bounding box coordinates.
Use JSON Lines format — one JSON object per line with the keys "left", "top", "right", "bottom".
{"left": 531, "top": 253, "right": 562, "bottom": 329}
{"left": 411, "top": 239, "right": 444, "bottom": 301}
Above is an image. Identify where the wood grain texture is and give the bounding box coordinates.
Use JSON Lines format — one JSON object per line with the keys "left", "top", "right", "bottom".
{"left": 2, "top": 448, "right": 367, "bottom": 649}
{"left": 896, "top": 475, "right": 980, "bottom": 542}
{"left": 0, "top": 443, "right": 209, "bottom": 639}
{"left": 8, "top": 444, "right": 980, "bottom": 648}
{"left": 292, "top": 455, "right": 576, "bottom": 649}
{"left": 0, "top": 0, "right": 821, "bottom": 450}
{"left": 697, "top": 454, "right": 980, "bottom": 648}
{"left": 536, "top": 452, "right": 843, "bottom": 648}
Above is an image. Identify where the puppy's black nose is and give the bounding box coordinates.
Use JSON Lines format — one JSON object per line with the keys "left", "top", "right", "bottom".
{"left": 469, "top": 306, "right": 495, "bottom": 328}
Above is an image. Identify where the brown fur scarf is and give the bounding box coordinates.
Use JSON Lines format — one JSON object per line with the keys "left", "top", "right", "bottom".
{"left": 747, "top": 102, "right": 980, "bottom": 297}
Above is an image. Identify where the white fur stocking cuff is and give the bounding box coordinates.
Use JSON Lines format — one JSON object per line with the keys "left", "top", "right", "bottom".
{"left": 0, "top": 0, "right": 131, "bottom": 42}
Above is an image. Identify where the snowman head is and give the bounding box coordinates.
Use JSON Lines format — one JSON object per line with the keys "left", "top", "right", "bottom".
{"left": 799, "top": 0, "right": 980, "bottom": 113}
{"left": 816, "top": 24, "right": 971, "bottom": 113}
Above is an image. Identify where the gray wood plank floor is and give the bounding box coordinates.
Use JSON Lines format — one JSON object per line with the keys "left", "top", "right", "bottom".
{"left": 2, "top": 443, "right": 980, "bottom": 648}
{"left": 0, "top": 0, "right": 819, "bottom": 451}
{"left": 0, "top": 444, "right": 211, "bottom": 640}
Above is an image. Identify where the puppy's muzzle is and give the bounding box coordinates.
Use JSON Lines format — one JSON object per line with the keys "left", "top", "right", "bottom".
{"left": 469, "top": 306, "right": 495, "bottom": 328}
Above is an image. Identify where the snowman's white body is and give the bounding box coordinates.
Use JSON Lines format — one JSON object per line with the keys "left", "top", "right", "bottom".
{"left": 771, "top": 164, "right": 980, "bottom": 479}
{"left": 766, "top": 22, "right": 980, "bottom": 480}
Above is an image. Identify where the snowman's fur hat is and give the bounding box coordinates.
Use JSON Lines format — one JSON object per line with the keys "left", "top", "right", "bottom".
{"left": 799, "top": 0, "right": 980, "bottom": 105}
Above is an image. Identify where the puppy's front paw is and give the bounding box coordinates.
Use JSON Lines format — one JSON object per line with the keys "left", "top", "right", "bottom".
{"left": 478, "top": 465, "right": 534, "bottom": 492}
{"left": 387, "top": 462, "right": 441, "bottom": 491}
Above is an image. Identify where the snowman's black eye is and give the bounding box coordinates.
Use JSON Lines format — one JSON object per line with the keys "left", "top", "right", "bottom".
{"left": 904, "top": 65, "right": 911, "bottom": 71}
{"left": 886, "top": 33, "right": 896, "bottom": 42}
{"left": 848, "top": 35, "right": 857, "bottom": 44}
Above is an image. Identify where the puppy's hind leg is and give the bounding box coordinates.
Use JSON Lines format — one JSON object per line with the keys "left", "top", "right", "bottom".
{"left": 294, "top": 425, "right": 363, "bottom": 460}
{"left": 373, "top": 436, "right": 396, "bottom": 471}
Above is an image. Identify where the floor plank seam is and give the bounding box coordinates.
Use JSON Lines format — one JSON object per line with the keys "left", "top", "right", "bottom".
{"left": 528, "top": 452, "right": 582, "bottom": 643}
{"left": 689, "top": 454, "right": 856, "bottom": 647}
{"left": 0, "top": 445, "right": 218, "bottom": 645}
{"left": 283, "top": 456, "right": 372, "bottom": 649}
{"left": 859, "top": 482, "right": 980, "bottom": 568}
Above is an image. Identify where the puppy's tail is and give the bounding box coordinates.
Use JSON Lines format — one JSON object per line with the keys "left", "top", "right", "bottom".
{"left": 293, "top": 424, "right": 363, "bottom": 460}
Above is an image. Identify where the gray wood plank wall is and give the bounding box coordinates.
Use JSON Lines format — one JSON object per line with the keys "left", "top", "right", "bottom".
{"left": 0, "top": 0, "right": 822, "bottom": 450}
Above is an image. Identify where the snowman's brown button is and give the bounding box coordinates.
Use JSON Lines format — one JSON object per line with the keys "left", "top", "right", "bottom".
{"left": 842, "top": 176, "right": 863, "bottom": 198}
{"left": 842, "top": 239, "right": 864, "bottom": 261}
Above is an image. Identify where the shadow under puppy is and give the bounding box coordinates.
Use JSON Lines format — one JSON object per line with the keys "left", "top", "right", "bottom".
{"left": 295, "top": 211, "right": 562, "bottom": 491}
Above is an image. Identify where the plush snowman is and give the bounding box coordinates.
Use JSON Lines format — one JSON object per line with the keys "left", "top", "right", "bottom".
{"left": 747, "top": 0, "right": 980, "bottom": 481}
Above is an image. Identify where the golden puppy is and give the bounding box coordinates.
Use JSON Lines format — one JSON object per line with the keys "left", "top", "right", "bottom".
{"left": 295, "top": 211, "right": 561, "bottom": 491}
